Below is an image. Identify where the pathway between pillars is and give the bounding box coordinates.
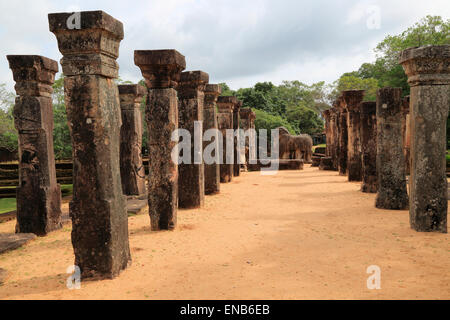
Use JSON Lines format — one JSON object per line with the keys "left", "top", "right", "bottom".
{"left": 0, "top": 165, "right": 448, "bottom": 299}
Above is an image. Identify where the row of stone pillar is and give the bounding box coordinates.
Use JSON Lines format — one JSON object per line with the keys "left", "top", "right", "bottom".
{"left": 7, "top": 10, "right": 256, "bottom": 280}
{"left": 321, "top": 44, "right": 449, "bottom": 234}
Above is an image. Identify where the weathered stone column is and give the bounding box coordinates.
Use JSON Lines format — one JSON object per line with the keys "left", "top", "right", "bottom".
{"left": 330, "top": 106, "right": 339, "bottom": 170}
{"left": 49, "top": 11, "right": 131, "bottom": 278}
{"left": 233, "top": 100, "right": 242, "bottom": 176}
{"left": 240, "top": 108, "right": 256, "bottom": 168}
{"left": 375, "top": 87, "right": 409, "bottom": 210}
{"left": 217, "top": 96, "right": 236, "bottom": 183}
{"left": 400, "top": 45, "right": 449, "bottom": 233}
{"left": 203, "top": 84, "right": 221, "bottom": 195}
{"left": 322, "top": 109, "right": 331, "bottom": 156}
{"left": 118, "top": 84, "right": 146, "bottom": 196}
{"left": 7, "top": 55, "right": 62, "bottom": 236}
{"left": 337, "top": 96, "right": 348, "bottom": 175}
{"left": 134, "top": 49, "right": 186, "bottom": 230}
{"left": 360, "top": 101, "right": 377, "bottom": 193}
{"left": 177, "top": 71, "right": 208, "bottom": 208}
{"left": 343, "top": 90, "right": 364, "bottom": 181}
{"left": 401, "top": 96, "right": 411, "bottom": 175}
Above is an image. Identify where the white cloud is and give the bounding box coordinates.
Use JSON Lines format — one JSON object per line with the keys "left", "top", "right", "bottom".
{"left": 0, "top": 0, "right": 448, "bottom": 93}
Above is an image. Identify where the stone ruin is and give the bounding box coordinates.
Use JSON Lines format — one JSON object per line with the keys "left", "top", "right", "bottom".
{"left": 48, "top": 11, "right": 131, "bottom": 279}
{"left": 177, "top": 71, "right": 209, "bottom": 209}
{"left": 239, "top": 108, "right": 256, "bottom": 168}
{"left": 400, "top": 45, "right": 449, "bottom": 233}
{"left": 3, "top": 10, "right": 449, "bottom": 286}
{"left": 134, "top": 49, "right": 186, "bottom": 231}
{"left": 7, "top": 55, "right": 62, "bottom": 236}
{"left": 360, "top": 101, "right": 377, "bottom": 193}
{"left": 375, "top": 87, "right": 409, "bottom": 210}
{"left": 118, "top": 84, "right": 147, "bottom": 196}
{"left": 217, "top": 96, "right": 237, "bottom": 183}
{"left": 203, "top": 84, "right": 222, "bottom": 195}
{"left": 343, "top": 90, "right": 364, "bottom": 182}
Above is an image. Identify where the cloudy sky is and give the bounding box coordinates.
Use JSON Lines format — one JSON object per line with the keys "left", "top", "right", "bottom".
{"left": 0, "top": 0, "right": 448, "bottom": 92}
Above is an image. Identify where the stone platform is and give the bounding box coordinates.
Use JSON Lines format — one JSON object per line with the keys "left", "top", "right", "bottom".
{"left": 247, "top": 159, "right": 304, "bottom": 171}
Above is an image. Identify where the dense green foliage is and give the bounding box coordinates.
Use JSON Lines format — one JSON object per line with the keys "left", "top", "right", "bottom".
{"left": 219, "top": 81, "right": 326, "bottom": 135}
{"left": 331, "top": 15, "right": 449, "bottom": 101}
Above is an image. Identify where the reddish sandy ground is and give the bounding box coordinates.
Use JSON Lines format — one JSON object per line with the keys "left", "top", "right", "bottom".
{"left": 0, "top": 165, "right": 449, "bottom": 299}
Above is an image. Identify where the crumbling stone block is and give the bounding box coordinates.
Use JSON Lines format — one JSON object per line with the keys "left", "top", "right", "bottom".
{"left": 49, "top": 10, "right": 131, "bottom": 279}
{"left": 400, "top": 45, "right": 449, "bottom": 232}
{"left": 177, "top": 71, "right": 209, "bottom": 208}
{"left": 134, "top": 49, "right": 186, "bottom": 230}
{"left": 7, "top": 55, "right": 62, "bottom": 236}
{"left": 118, "top": 84, "right": 146, "bottom": 196}
{"left": 375, "top": 87, "right": 409, "bottom": 210}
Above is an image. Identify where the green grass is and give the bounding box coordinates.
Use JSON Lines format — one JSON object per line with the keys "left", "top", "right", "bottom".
{"left": 0, "top": 198, "right": 16, "bottom": 214}
{"left": 0, "top": 184, "right": 72, "bottom": 215}
{"left": 61, "top": 184, "right": 73, "bottom": 196}
{"left": 312, "top": 144, "right": 326, "bottom": 152}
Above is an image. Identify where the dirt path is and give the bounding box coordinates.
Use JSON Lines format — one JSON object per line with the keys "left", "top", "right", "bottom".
{"left": 0, "top": 165, "right": 449, "bottom": 299}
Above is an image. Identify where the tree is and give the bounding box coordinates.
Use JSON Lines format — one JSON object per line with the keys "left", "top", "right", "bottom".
{"left": 253, "top": 109, "right": 295, "bottom": 134}
{"left": 52, "top": 75, "right": 72, "bottom": 159}
{"left": 0, "top": 83, "right": 17, "bottom": 152}
{"left": 329, "top": 75, "right": 379, "bottom": 102}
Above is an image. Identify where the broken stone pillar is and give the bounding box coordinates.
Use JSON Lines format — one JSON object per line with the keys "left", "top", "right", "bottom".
{"left": 343, "top": 90, "right": 364, "bottom": 182}
{"left": 49, "top": 10, "right": 131, "bottom": 278}
{"left": 375, "top": 87, "right": 409, "bottom": 210}
{"left": 217, "top": 96, "right": 236, "bottom": 183}
{"left": 240, "top": 108, "right": 256, "bottom": 168}
{"left": 401, "top": 96, "right": 411, "bottom": 175}
{"left": 134, "top": 49, "right": 186, "bottom": 230}
{"left": 118, "top": 84, "right": 146, "bottom": 196}
{"left": 322, "top": 109, "right": 331, "bottom": 156}
{"left": 360, "top": 101, "right": 377, "bottom": 193}
{"left": 7, "top": 55, "right": 62, "bottom": 236}
{"left": 400, "top": 45, "right": 449, "bottom": 233}
{"left": 337, "top": 96, "right": 348, "bottom": 175}
{"left": 203, "top": 84, "right": 221, "bottom": 195}
{"left": 233, "top": 100, "right": 242, "bottom": 176}
{"left": 177, "top": 71, "right": 208, "bottom": 208}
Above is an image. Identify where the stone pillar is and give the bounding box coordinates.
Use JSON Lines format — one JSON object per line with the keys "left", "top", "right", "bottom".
{"left": 330, "top": 106, "right": 339, "bottom": 170}
{"left": 240, "top": 108, "right": 256, "bottom": 168}
{"left": 337, "top": 96, "right": 348, "bottom": 176}
{"left": 360, "top": 101, "right": 377, "bottom": 193}
{"left": 343, "top": 90, "right": 364, "bottom": 181}
{"left": 118, "top": 84, "right": 146, "bottom": 196}
{"left": 233, "top": 101, "right": 242, "bottom": 176}
{"left": 49, "top": 11, "right": 131, "bottom": 279}
{"left": 401, "top": 96, "right": 411, "bottom": 175}
{"left": 203, "top": 84, "right": 221, "bottom": 195}
{"left": 134, "top": 49, "right": 186, "bottom": 230}
{"left": 322, "top": 110, "right": 331, "bottom": 156}
{"left": 217, "top": 96, "right": 236, "bottom": 183}
{"left": 375, "top": 87, "right": 409, "bottom": 210}
{"left": 177, "top": 71, "right": 209, "bottom": 208}
{"left": 400, "top": 45, "right": 449, "bottom": 233}
{"left": 7, "top": 55, "right": 62, "bottom": 236}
